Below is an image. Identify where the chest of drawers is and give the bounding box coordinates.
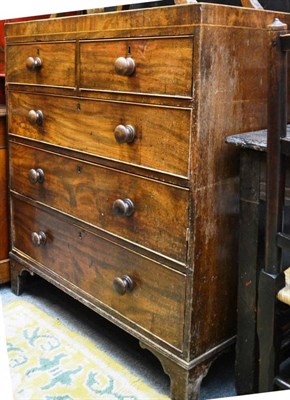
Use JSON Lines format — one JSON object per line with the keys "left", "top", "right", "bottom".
{"left": 0, "top": 103, "right": 9, "bottom": 283}
{"left": 6, "top": 3, "right": 290, "bottom": 399}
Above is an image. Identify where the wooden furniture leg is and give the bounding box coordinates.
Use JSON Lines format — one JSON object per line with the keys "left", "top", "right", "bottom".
{"left": 235, "top": 149, "right": 263, "bottom": 394}
{"left": 257, "top": 270, "right": 285, "bottom": 391}
{"left": 10, "top": 260, "right": 33, "bottom": 296}
{"left": 140, "top": 342, "right": 213, "bottom": 400}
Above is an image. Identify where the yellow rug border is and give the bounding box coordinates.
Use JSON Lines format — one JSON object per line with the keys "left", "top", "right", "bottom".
{"left": 4, "top": 299, "right": 169, "bottom": 400}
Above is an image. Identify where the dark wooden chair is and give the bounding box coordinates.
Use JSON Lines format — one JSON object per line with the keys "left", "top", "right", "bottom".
{"left": 257, "top": 18, "right": 290, "bottom": 392}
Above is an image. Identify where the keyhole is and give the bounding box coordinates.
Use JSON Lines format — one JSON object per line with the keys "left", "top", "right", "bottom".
{"left": 77, "top": 103, "right": 81, "bottom": 112}
{"left": 37, "top": 48, "right": 40, "bottom": 56}
{"left": 128, "top": 46, "right": 131, "bottom": 55}
{"left": 77, "top": 165, "right": 82, "bottom": 174}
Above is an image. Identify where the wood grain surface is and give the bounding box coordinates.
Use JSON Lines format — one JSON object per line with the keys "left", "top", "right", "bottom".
{"left": 10, "top": 142, "right": 189, "bottom": 263}
{"left": 79, "top": 37, "right": 193, "bottom": 97}
{"left": 8, "top": 92, "right": 191, "bottom": 177}
{"left": 11, "top": 195, "right": 186, "bottom": 349}
{"left": 6, "top": 42, "right": 76, "bottom": 87}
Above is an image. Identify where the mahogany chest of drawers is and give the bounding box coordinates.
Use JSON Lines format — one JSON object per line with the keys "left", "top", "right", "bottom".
{"left": 0, "top": 103, "right": 9, "bottom": 283}
{"left": 6, "top": 3, "right": 290, "bottom": 399}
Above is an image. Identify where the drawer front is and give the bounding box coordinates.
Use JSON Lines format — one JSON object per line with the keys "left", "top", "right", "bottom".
{"left": 11, "top": 196, "right": 186, "bottom": 349}
{"left": 6, "top": 43, "right": 76, "bottom": 87}
{"left": 80, "top": 37, "right": 193, "bottom": 97}
{"left": 9, "top": 92, "right": 191, "bottom": 177}
{"left": 10, "top": 143, "right": 189, "bottom": 263}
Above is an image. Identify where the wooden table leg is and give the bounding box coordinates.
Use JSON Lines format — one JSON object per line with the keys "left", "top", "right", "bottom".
{"left": 235, "top": 149, "right": 263, "bottom": 394}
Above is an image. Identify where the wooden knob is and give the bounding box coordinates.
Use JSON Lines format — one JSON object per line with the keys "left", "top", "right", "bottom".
{"left": 29, "top": 168, "right": 44, "bottom": 184}
{"left": 26, "top": 56, "right": 42, "bottom": 71}
{"left": 113, "top": 275, "right": 134, "bottom": 295}
{"left": 31, "top": 231, "right": 47, "bottom": 246}
{"left": 28, "top": 109, "right": 43, "bottom": 125}
{"left": 115, "top": 57, "right": 135, "bottom": 76}
{"left": 112, "top": 198, "right": 135, "bottom": 217}
{"left": 114, "top": 125, "right": 135, "bottom": 144}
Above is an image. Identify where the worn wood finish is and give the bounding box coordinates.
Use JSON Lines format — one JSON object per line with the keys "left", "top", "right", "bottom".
{"left": 9, "top": 142, "right": 189, "bottom": 263}
{"left": 264, "top": 23, "right": 288, "bottom": 276}
{"left": 226, "top": 21, "right": 290, "bottom": 395}
{"left": 140, "top": 340, "right": 214, "bottom": 400}
{"left": 8, "top": 92, "right": 191, "bottom": 177}
{"left": 6, "top": 3, "right": 290, "bottom": 41}
{"left": 0, "top": 149, "right": 8, "bottom": 259}
{"left": 6, "top": 43, "right": 76, "bottom": 87}
{"left": 257, "top": 21, "right": 290, "bottom": 393}
{"left": 226, "top": 130, "right": 290, "bottom": 394}
{"left": 7, "top": 4, "right": 290, "bottom": 399}
{"left": 0, "top": 108, "right": 9, "bottom": 283}
{"left": 11, "top": 195, "right": 186, "bottom": 349}
{"left": 235, "top": 149, "right": 264, "bottom": 394}
{"left": 10, "top": 259, "right": 34, "bottom": 295}
{"left": 189, "top": 178, "right": 239, "bottom": 358}
{"left": 79, "top": 37, "right": 193, "bottom": 97}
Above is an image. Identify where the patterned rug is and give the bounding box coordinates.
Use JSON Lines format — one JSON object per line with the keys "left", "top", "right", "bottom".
{"left": 3, "top": 300, "right": 169, "bottom": 400}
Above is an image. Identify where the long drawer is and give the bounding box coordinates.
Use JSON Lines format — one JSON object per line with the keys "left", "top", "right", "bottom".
{"left": 10, "top": 142, "right": 189, "bottom": 263}
{"left": 11, "top": 195, "right": 186, "bottom": 350}
{"left": 79, "top": 37, "right": 193, "bottom": 97}
{"left": 6, "top": 42, "right": 76, "bottom": 88}
{"left": 8, "top": 92, "right": 191, "bottom": 177}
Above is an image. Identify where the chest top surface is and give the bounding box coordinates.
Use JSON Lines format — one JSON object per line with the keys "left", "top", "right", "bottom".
{"left": 5, "top": 3, "right": 290, "bottom": 42}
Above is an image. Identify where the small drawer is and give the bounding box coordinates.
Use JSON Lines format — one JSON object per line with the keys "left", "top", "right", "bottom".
{"left": 10, "top": 142, "right": 189, "bottom": 263}
{"left": 80, "top": 37, "right": 193, "bottom": 97}
{"left": 11, "top": 196, "right": 186, "bottom": 349}
{"left": 8, "top": 92, "right": 191, "bottom": 177}
{"left": 6, "top": 42, "right": 76, "bottom": 88}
